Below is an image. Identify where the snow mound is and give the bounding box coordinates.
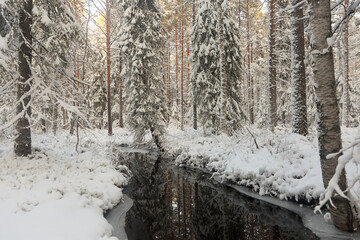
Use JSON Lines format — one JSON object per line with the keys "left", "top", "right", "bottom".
{"left": 0, "top": 131, "right": 129, "bottom": 240}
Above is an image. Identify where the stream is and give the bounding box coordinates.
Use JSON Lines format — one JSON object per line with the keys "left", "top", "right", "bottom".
{"left": 106, "top": 150, "right": 323, "bottom": 240}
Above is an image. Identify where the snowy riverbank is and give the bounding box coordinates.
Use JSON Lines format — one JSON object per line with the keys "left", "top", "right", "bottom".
{"left": 164, "top": 126, "right": 360, "bottom": 204}
{"left": 0, "top": 126, "right": 359, "bottom": 239}
{"left": 0, "top": 131, "right": 130, "bottom": 240}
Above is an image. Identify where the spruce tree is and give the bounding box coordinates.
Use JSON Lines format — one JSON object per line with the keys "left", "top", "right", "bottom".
{"left": 191, "top": 0, "right": 243, "bottom": 134}
{"left": 119, "top": 0, "right": 168, "bottom": 147}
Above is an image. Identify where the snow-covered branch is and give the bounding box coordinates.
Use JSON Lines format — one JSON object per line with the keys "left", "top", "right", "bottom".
{"left": 314, "top": 136, "right": 360, "bottom": 214}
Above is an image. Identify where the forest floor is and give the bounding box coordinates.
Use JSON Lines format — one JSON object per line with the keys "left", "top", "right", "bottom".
{"left": 0, "top": 126, "right": 359, "bottom": 239}
{"left": 0, "top": 130, "right": 130, "bottom": 240}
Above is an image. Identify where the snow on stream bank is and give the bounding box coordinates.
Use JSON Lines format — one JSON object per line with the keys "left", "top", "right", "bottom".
{"left": 0, "top": 130, "right": 130, "bottom": 240}
{"left": 0, "top": 126, "right": 359, "bottom": 239}
{"left": 164, "top": 126, "right": 360, "bottom": 204}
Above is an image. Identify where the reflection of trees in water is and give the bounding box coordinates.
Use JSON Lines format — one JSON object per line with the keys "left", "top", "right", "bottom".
{"left": 125, "top": 153, "right": 172, "bottom": 239}
{"left": 124, "top": 153, "right": 318, "bottom": 240}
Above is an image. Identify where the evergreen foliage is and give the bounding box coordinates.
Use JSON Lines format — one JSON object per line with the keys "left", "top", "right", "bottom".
{"left": 119, "top": 0, "right": 168, "bottom": 145}
{"left": 191, "top": 0, "right": 243, "bottom": 134}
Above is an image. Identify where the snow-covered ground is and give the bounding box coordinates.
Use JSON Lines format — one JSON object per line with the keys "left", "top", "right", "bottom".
{"left": 164, "top": 126, "right": 360, "bottom": 204}
{"left": 0, "top": 126, "right": 358, "bottom": 239}
{"left": 0, "top": 129, "right": 132, "bottom": 240}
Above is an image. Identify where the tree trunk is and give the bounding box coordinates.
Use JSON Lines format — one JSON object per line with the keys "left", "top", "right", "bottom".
{"left": 247, "top": 0, "right": 254, "bottom": 124}
{"left": 308, "top": 0, "right": 356, "bottom": 231}
{"left": 192, "top": 0, "right": 198, "bottom": 130}
{"left": 268, "top": 0, "right": 277, "bottom": 130}
{"left": 167, "top": 42, "right": 171, "bottom": 111}
{"left": 175, "top": 11, "right": 179, "bottom": 108}
{"left": 15, "top": 0, "right": 33, "bottom": 157}
{"left": 342, "top": 0, "right": 350, "bottom": 127}
{"left": 218, "top": 0, "right": 226, "bottom": 133}
{"left": 290, "top": 0, "right": 307, "bottom": 136}
{"left": 53, "top": 103, "right": 58, "bottom": 136}
{"left": 180, "top": 0, "right": 184, "bottom": 130}
{"left": 106, "top": 0, "right": 112, "bottom": 135}
{"left": 62, "top": 107, "right": 66, "bottom": 129}
{"left": 119, "top": 52, "right": 124, "bottom": 128}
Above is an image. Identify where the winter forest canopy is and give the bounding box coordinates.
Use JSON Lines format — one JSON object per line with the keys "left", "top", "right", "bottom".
{"left": 1, "top": 0, "right": 360, "bottom": 238}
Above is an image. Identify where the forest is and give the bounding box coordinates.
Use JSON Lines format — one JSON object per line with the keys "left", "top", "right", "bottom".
{"left": 0, "top": 0, "right": 360, "bottom": 239}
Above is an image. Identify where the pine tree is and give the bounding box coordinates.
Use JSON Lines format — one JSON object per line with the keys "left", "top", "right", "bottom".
{"left": 119, "top": 0, "right": 168, "bottom": 147}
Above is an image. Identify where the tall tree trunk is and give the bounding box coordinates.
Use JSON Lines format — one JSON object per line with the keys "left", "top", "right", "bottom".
{"left": 238, "top": 0, "right": 241, "bottom": 30}
{"left": 187, "top": 38, "right": 190, "bottom": 105}
{"left": 53, "top": 103, "right": 58, "bottom": 136}
{"left": 15, "top": 0, "right": 33, "bottom": 157}
{"left": 218, "top": 0, "right": 226, "bottom": 133}
{"left": 106, "top": 0, "right": 112, "bottom": 135}
{"left": 167, "top": 42, "right": 171, "bottom": 110}
{"left": 175, "top": 11, "right": 179, "bottom": 108}
{"left": 62, "top": 107, "right": 66, "bottom": 129}
{"left": 290, "top": 0, "right": 307, "bottom": 136}
{"left": 192, "top": 0, "right": 198, "bottom": 130}
{"left": 308, "top": 0, "right": 356, "bottom": 231}
{"left": 343, "top": 0, "right": 350, "bottom": 127}
{"left": 119, "top": 52, "right": 124, "bottom": 128}
{"left": 247, "top": 0, "right": 254, "bottom": 124}
{"left": 268, "top": 0, "right": 277, "bottom": 130}
{"left": 180, "top": 0, "right": 184, "bottom": 130}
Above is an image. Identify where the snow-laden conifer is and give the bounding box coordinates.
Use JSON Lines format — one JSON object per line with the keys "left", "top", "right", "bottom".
{"left": 119, "top": 0, "right": 168, "bottom": 147}
{"left": 191, "top": 0, "right": 243, "bottom": 134}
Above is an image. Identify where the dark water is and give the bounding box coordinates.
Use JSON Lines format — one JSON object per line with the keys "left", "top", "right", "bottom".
{"left": 120, "top": 152, "right": 319, "bottom": 240}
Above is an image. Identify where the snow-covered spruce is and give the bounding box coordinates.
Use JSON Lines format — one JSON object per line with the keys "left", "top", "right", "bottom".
{"left": 119, "top": 0, "right": 168, "bottom": 147}
{"left": 191, "top": 0, "right": 244, "bottom": 135}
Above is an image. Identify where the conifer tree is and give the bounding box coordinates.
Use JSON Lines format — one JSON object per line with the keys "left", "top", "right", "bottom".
{"left": 191, "top": 0, "right": 243, "bottom": 134}
{"left": 119, "top": 0, "right": 168, "bottom": 147}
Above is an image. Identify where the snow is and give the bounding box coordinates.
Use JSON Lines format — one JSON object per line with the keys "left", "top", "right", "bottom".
{"left": 164, "top": 126, "right": 360, "bottom": 203}
{"left": 0, "top": 129, "right": 130, "bottom": 240}
{"left": 1, "top": 126, "right": 359, "bottom": 239}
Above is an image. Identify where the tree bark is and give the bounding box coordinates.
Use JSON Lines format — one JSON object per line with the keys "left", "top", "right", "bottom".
{"left": 180, "top": 0, "right": 184, "bottom": 130}
{"left": 192, "top": 0, "right": 197, "bottom": 130}
{"left": 106, "top": 0, "right": 113, "bottom": 135}
{"left": 15, "top": 0, "right": 33, "bottom": 157}
{"left": 342, "top": 0, "right": 350, "bottom": 127}
{"left": 53, "top": 103, "right": 58, "bottom": 136}
{"left": 268, "top": 0, "right": 277, "bottom": 130}
{"left": 308, "top": 0, "right": 356, "bottom": 231}
{"left": 175, "top": 11, "right": 179, "bottom": 108}
{"left": 218, "top": 0, "right": 227, "bottom": 133}
{"left": 119, "top": 52, "right": 124, "bottom": 128}
{"left": 247, "top": 0, "right": 254, "bottom": 124}
{"left": 290, "top": 0, "right": 308, "bottom": 136}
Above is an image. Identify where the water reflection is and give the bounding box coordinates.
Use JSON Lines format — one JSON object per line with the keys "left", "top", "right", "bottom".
{"left": 123, "top": 153, "right": 318, "bottom": 240}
